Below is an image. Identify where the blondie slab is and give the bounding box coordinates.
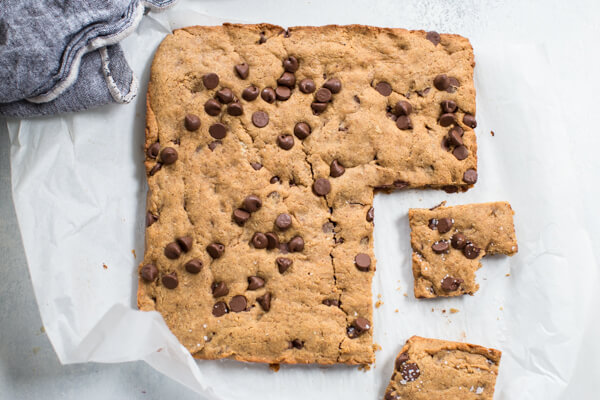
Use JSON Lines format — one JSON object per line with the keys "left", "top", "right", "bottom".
{"left": 384, "top": 336, "right": 502, "bottom": 400}
{"left": 409, "top": 202, "right": 517, "bottom": 298}
{"left": 138, "top": 23, "right": 477, "bottom": 364}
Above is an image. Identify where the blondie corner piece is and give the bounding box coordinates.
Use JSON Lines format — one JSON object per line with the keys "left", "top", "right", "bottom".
{"left": 409, "top": 202, "right": 517, "bottom": 298}
{"left": 138, "top": 23, "right": 477, "bottom": 365}
{"left": 384, "top": 336, "right": 501, "bottom": 400}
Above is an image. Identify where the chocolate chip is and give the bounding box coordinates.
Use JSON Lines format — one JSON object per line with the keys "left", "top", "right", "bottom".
{"left": 277, "top": 72, "right": 296, "bottom": 88}
{"left": 184, "top": 114, "right": 201, "bottom": 131}
{"left": 437, "top": 218, "right": 453, "bottom": 234}
{"left": 299, "top": 78, "right": 316, "bottom": 93}
{"left": 149, "top": 163, "right": 162, "bottom": 176}
{"left": 453, "top": 145, "right": 469, "bottom": 160}
{"left": 207, "top": 123, "right": 226, "bottom": 139}
{"left": 448, "top": 77, "right": 460, "bottom": 91}
{"left": 233, "top": 209, "right": 250, "bottom": 226}
{"left": 352, "top": 317, "right": 371, "bottom": 334}
{"left": 375, "top": 82, "right": 392, "bottom": 96}
{"left": 322, "top": 299, "right": 340, "bottom": 307}
{"left": 329, "top": 160, "right": 345, "bottom": 177}
{"left": 441, "top": 276, "right": 464, "bottom": 292}
{"left": 164, "top": 242, "right": 182, "bottom": 259}
{"left": 252, "top": 111, "right": 269, "bottom": 127}
{"left": 275, "top": 213, "right": 292, "bottom": 230}
{"left": 291, "top": 339, "right": 304, "bottom": 349}
{"left": 208, "top": 140, "right": 221, "bottom": 151}
{"left": 147, "top": 142, "right": 160, "bottom": 159}
{"left": 257, "top": 292, "right": 271, "bottom": 311}
{"left": 417, "top": 87, "right": 431, "bottom": 97}
{"left": 146, "top": 211, "right": 158, "bottom": 227}
{"left": 322, "top": 222, "right": 335, "bottom": 233}
{"left": 176, "top": 236, "right": 193, "bottom": 252}
{"left": 275, "top": 86, "right": 291, "bottom": 101}
{"left": 395, "top": 100, "right": 413, "bottom": 116}
{"left": 354, "top": 253, "right": 371, "bottom": 271}
{"left": 428, "top": 218, "right": 438, "bottom": 230}
{"left": 252, "top": 232, "right": 268, "bottom": 249}
{"left": 207, "top": 243, "right": 225, "bottom": 259}
{"left": 283, "top": 56, "right": 299, "bottom": 72}
{"left": 463, "top": 113, "right": 477, "bottom": 128}
{"left": 463, "top": 243, "right": 480, "bottom": 259}
{"left": 258, "top": 32, "right": 267, "bottom": 44}
{"left": 288, "top": 236, "right": 304, "bottom": 252}
{"left": 354, "top": 95, "right": 361, "bottom": 104}
{"left": 395, "top": 353, "right": 409, "bottom": 370}
{"left": 312, "top": 178, "right": 331, "bottom": 196}
{"left": 400, "top": 362, "right": 420, "bottom": 382}
{"left": 366, "top": 207, "right": 374, "bottom": 222}
{"left": 434, "top": 74, "right": 450, "bottom": 91}
{"left": 216, "top": 88, "right": 233, "bottom": 104}
{"left": 140, "top": 264, "right": 158, "bottom": 282}
{"left": 270, "top": 176, "right": 280, "bottom": 184}
{"left": 229, "top": 295, "right": 247, "bottom": 312}
{"left": 243, "top": 195, "right": 262, "bottom": 212}
{"left": 396, "top": 116, "right": 413, "bottom": 130}
{"left": 276, "top": 257, "right": 293, "bottom": 273}
{"left": 212, "top": 301, "right": 228, "bottom": 317}
{"left": 242, "top": 85, "right": 259, "bottom": 101}
{"left": 247, "top": 276, "right": 265, "bottom": 290}
{"left": 261, "top": 87, "right": 276, "bottom": 103}
{"left": 346, "top": 326, "right": 358, "bottom": 338}
{"left": 426, "top": 31, "right": 441, "bottom": 46}
{"left": 160, "top": 147, "right": 178, "bottom": 165}
{"left": 265, "top": 232, "right": 280, "bottom": 249}
{"left": 161, "top": 272, "right": 178, "bottom": 289}
{"left": 277, "top": 134, "right": 294, "bottom": 150}
{"left": 235, "top": 63, "right": 249, "bottom": 79}
{"left": 323, "top": 78, "right": 342, "bottom": 93}
{"left": 204, "top": 99, "right": 222, "bottom": 116}
{"left": 463, "top": 168, "right": 478, "bottom": 184}
{"left": 440, "top": 99, "right": 457, "bottom": 113}
{"left": 202, "top": 73, "right": 219, "bottom": 89}
{"left": 227, "top": 101, "right": 243, "bottom": 116}
{"left": 448, "top": 127, "right": 464, "bottom": 146}
{"left": 212, "top": 281, "right": 229, "bottom": 297}
{"left": 315, "top": 88, "right": 332, "bottom": 103}
{"left": 439, "top": 113, "right": 456, "bottom": 127}
{"left": 184, "top": 259, "right": 202, "bottom": 274}
{"left": 432, "top": 240, "right": 450, "bottom": 253}
{"left": 311, "top": 102, "right": 328, "bottom": 114}
{"left": 451, "top": 232, "right": 467, "bottom": 249}
{"left": 291, "top": 123, "right": 310, "bottom": 141}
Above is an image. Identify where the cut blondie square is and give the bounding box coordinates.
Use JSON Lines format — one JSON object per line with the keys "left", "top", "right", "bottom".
{"left": 384, "top": 336, "right": 502, "bottom": 400}
{"left": 409, "top": 202, "right": 517, "bottom": 298}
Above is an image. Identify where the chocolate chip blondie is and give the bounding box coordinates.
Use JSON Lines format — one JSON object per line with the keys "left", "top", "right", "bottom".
{"left": 138, "top": 23, "right": 477, "bottom": 364}
{"left": 409, "top": 202, "right": 518, "bottom": 298}
{"left": 384, "top": 336, "right": 502, "bottom": 399}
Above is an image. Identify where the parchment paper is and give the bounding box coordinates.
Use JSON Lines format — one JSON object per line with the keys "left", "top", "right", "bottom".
{"left": 6, "top": 1, "right": 600, "bottom": 399}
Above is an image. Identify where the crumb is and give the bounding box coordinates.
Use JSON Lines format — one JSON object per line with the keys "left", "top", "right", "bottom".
{"left": 499, "top": 306, "right": 503, "bottom": 311}
{"left": 490, "top": 130, "right": 495, "bottom": 136}
{"left": 394, "top": 309, "right": 399, "bottom": 313}
{"left": 431, "top": 308, "right": 434, "bottom": 312}
{"left": 32, "top": 347, "right": 40, "bottom": 355}
{"left": 132, "top": 249, "right": 137, "bottom": 258}
{"left": 141, "top": 390, "right": 146, "bottom": 394}
{"left": 460, "top": 331, "right": 466, "bottom": 339}
{"left": 102, "top": 264, "right": 108, "bottom": 270}
{"left": 505, "top": 273, "right": 510, "bottom": 277}
{"left": 358, "top": 364, "right": 371, "bottom": 372}
{"left": 377, "top": 293, "right": 382, "bottom": 299}
{"left": 450, "top": 308, "right": 459, "bottom": 314}
{"left": 429, "top": 201, "right": 447, "bottom": 210}
{"left": 269, "top": 363, "right": 280, "bottom": 372}
{"left": 403, "top": 292, "right": 408, "bottom": 297}
{"left": 157, "top": 348, "right": 163, "bottom": 352}
{"left": 442, "top": 309, "right": 446, "bottom": 314}
{"left": 373, "top": 343, "right": 382, "bottom": 352}
{"left": 375, "top": 300, "right": 383, "bottom": 308}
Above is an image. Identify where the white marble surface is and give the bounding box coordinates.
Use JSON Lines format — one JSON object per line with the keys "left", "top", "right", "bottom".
{"left": 2, "top": 0, "right": 600, "bottom": 399}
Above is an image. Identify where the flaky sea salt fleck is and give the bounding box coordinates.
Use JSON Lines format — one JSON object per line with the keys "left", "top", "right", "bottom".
{"left": 203, "top": 336, "right": 208, "bottom": 341}
{"left": 203, "top": 324, "right": 207, "bottom": 328}
{"left": 476, "top": 387, "right": 484, "bottom": 394}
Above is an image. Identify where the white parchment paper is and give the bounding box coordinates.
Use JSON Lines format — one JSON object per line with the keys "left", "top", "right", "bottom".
{"left": 6, "top": 1, "right": 600, "bottom": 399}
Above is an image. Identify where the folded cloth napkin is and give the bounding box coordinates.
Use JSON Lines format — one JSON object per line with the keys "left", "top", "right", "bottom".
{"left": 0, "top": 0, "right": 176, "bottom": 118}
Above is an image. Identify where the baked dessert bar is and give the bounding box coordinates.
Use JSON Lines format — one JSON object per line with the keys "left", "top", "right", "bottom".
{"left": 384, "top": 336, "right": 502, "bottom": 399}
{"left": 409, "top": 202, "right": 517, "bottom": 298}
{"left": 138, "top": 23, "right": 477, "bottom": 364}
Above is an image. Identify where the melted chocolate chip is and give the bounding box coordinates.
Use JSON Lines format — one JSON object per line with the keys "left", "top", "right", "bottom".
{"left": 311, "top": 102, "right": 328, "bottom": 114}
{"left": 265, "top": 232, "right": 280, "bottom": 249}
{"left": 216, "top": 88, "right": 234, "bottom": 104}
{"left": 204, "top": 99, "right": 222, "bottom": 116}
{"left": 441, "top": 276, "right": 464, "bottom": 292}
{"left": 395, "top": 100, "right": 412, "bottom": 116}
{"left": 396, "top": 116, "right": 413, "bottom": 130}
{"left": 252, "top": 232, "right": 269, "bottom": 249}
{"left": 161, "top": 272, "right": 178, "bottom": 289}
{"left": 275, "top": 213, "right": 292, "bottom": 230}
{"left": 243, "top": 195, "right": 262, "bottom": 212}
{"left": 400, "top": 362, "right": 420, "bottom": 382}
{"left": 283, "top": 56, "right": 299, "bottom": 73}
{"left": 147, "top": 142, "right": 160, "bottom": 159}
{"left": 434, "top": 74, "right": 450, "bottom": 91}
{"left": 176, "top": 236, "right": 193, "bottom": 252}
{"left": 229, "top": 295, "right": 247, "bottom": 312}
{"left": 185, "top": 259, "right": 203, "bottom": 274}
{"left": 257, "top": 292, "right": 271, "bottom": 311}
{"left": 288, "top": 236, "right": 304, "bottom": 252}
{"left": 330, "top": 160, "right": 345, "bottom": 177}
{"left": 212, "top": 301, "right": 228, "bottom": 317}
{"left": 212, "top": 281, "right": 229, "bottom": 297}
{"left": 146, "top": 211, "right": 158, "bottom": 227}
{"left": 294, "top": 122, "right": 311, "bottom": 139}
{"left": 439, "top": 113, "right": 456, "bottom": 127}
{"left": 395, "top": 352, "right": 409, "bottom": 370}
{"left": 184, "top": 114, "right": 201, "bottom": 131}
{"left": 277, "top": 134, "right": 294, "bottom": 150}
{"left": 354, "top": 253, "right": 371, "bottom": 271}
{"left": 275, "top": 86, "right": 291, "bottom": 101}
{"left": 261, "top": 87, "right": 276, "bottom": 103}
{"left": 252, "top": 111, "right": 269, "bottom": 127}
{"left": 299, "top": 78, "right": 316, "bottom": 93}
{"left": 426, "top": 31, "right": 441, "bottom": 46}
{"left": 451, "top": 232, "right": 467, "bottom": 249}
{"left": 276, "top": 257, "right": 292, "bottom": 273}
{"left": 227, "top": 101, "right": 243, "bottom": 116}
{"left": 463, "top": 113, "right": 477, "bottom": 128}
{"left": 463, "top": 168, "right": 478, "bottom": 184}
{"left": 366, "top": 207, "right": 374, "bottom": 222}
{"left": 312, "top": 178, "right": 331, "bottom": 196}
{"left": 234, "top": 63, "right": 249, "bottom": 79}
{"left": 323, "top": 78, "right": 342, "bottom": 93}
{"left": 207, "top": 243, "right": 225, "bottom": 259}
{"left": 322, "top": 299, "right": 340, "bottom": 307}
{"left": 432, "top": 240, "right": 450, "bottom": 253}
{"left": 164, "top": 242, "right": 182, "bottom": 259}
{"left": 277, "top": 72, "right": 296, "bottom": 88}
{"left": 315, "top": 87, "right": 332, "bottom": 103}
{"left": 209, "top": 123, "right": 227, "bottom": 139}
{"left": 160, "top": 147, "right": 178, "bottom": 165}
{"left": 242, "top": 85, "right": 259, "bottom": 101}
{"left": 140, "top": 264, "right": 158, "bottom": 282}
{"left": 453, "top": 145, "right": 469, "bottom": 160}
{"left": 440, "top": 99, "right": 457, "bottom": 113}
{"left": 375, "top": 82, "right": 392, "bottom": 96}
{"left": 463, "top": 243, "right": 481, "bottom": 259}
{"left": 248, "top": 276, "right": 265, "bottom": 290}
{"left": 437, "top": 217, "right": 453, "bottom": 233}
{"left": 233, "top": 209, "right": 250, "bottom": 226}
{"left": 202, "top": 73, "right": 219, "bottom": 90}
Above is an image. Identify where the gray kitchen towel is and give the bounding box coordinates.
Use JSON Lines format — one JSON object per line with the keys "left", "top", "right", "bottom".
{"left": 0, "top": 0, "right": 177, "bottom": 118}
